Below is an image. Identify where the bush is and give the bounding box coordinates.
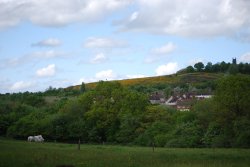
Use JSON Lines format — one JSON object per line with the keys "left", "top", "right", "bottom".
{"left": 154, "top": 134, "right": 168, "bottom": 147}
{"left": 166, "top": 121, "right": 202, "bottom": 148}
{"left": 233, "top": 118, "right": 250, "bottom": 148}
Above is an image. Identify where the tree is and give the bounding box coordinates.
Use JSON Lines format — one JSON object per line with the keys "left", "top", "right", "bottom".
{"left": 142, "top": 121, "right": 171, "bottom": 147}
{"left": 211, "top": 63, "right": 220, "bottom": 72}
{"left": 220, "top": 61, "right": 230, "bottom": 72}
{"left": 115, "top": 89, "right": 148, "bottom": 143}
{"left": 194, "top": 62, "right": 204, "bottom": 72}
{"left": 163, "top": 86, "right": 172, "bottom": 98}
{"left": 186, "top": 66, "right": 195, "bottom": 73}
{"left": 203, "top": 122, "right": 229, "bottom": 147}
{"left": 228, "top": 64, "right": 239, "bottom": 75}
{"left": 214, "top": 75, "right": 250, "bottom": 117}
{"left": 7, "top": 109, "right": 48, "bottom": 139}
{"left": 205, "top": 62, "right": 213, "bottom": 72}
{"left": 238, "top": 63, "right": 245, "bottom": 74}
{"left": 51, "top": 114, "right": 70, "bottom": 141}
{"left": 68, "top": 119, "right": 87, "bottom": 141}
{"left": 80, "top": 82, "right": 86, "bottom": 94}
{"left": 166, "top": 121, "right": 203, "bottom": 148}
{"left": 199, "top": 75, "right": 250, "bottom": 148}
{"left": 192, "top": 99, "right": 216, "bottom": 129}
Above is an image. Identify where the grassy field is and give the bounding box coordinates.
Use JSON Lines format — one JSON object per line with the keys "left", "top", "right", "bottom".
{"left": 0, "top": 139, "right": 250, "bottom": 167}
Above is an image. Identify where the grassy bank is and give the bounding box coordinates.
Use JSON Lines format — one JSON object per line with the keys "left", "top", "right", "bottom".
{"left": 0, "top": 139, "right": 250, "bottom": 167}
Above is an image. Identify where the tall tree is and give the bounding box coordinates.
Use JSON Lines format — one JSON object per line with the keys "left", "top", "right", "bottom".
{"left": 220, "top": 61, "right": 230, "bottom": 72}
{"left": 194, "top": 62, "right": 204, "bottom": 72}
{"left": 205, "top": 62, "right": 213, "bottom": 72}
{"left": 214, "top": 75, "right": 250, "bottom": 117}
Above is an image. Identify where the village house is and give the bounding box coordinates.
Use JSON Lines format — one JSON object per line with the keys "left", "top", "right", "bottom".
{"left": 149, "top": 92, "right": 212, "bottom": 111}
{"left": 149, "top": 92, "right": 165, "bottom": 104}
{"left": 175, "top": 94, "right": 196, "bottom": 111}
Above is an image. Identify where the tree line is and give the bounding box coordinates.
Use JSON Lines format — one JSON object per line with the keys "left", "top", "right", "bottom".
{"left": 0, "top": 75, "right": 250, "bottom": 148}
{"left": 179, "top": 60, "right": 250, "bottom": 75}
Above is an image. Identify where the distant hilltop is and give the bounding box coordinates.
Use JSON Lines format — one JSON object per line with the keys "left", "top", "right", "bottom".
{"left": 177, "top": 58, "right": 249, "bottom": 74}
{"left": 68, "top": 59, "right": 250, "bottom": 91}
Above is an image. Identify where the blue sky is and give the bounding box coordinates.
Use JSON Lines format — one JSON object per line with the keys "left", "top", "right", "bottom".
{"left": 0, "top": 0, "right": 250, "bottom": 93}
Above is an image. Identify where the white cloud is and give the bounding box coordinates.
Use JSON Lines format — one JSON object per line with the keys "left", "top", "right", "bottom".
{"left": 0, "top": 78, "right": 11, "bottom": 93}
{"left": 1, "top": 0, "right": 250, "bottom": 41}
{"left": 144, "top": 57, "right": 157, "bottom": 64}
{"left": 84, "top": 37, "right": 127, "bottom": 48}
{"left": 76, "top": 71, "right": 148, "bottom": 86}
{"left": 151, "top": 43, "right": 176, "bottom": 55}
{"left": 95, "top": 69, "right": 117, "bottom": 80}
{"left": 234, "top": 28, "right": 250, "bottom": 43}
{"left": 0, "top": 57, "right": 23, "bottom": 68}
{"left": 76, "top": 69, "right": 118, "bottom": 84}
{"left": 129, "top": 12, "right": 138, "bottom": 21}
{"left": 0, "top": 0, "right": 131, "bottom": 29}
{"left": 0, "top": 50, "right": 67, "bottom": 69}
{"left": 240, "top": 52, "right": 250, "bottom": 62}
{"left": 90, "top": 53, "right": 108, "bottom": 64}
{"left": 36, "top": 64, "right": 56, "bottom": 77}
{"left": 32, "top": 38, "right": 62, "bottom": 47}
{"left": 145, "top": 42, "right": 176, "bottom": 63}
{"left": 10, "top": 81, "right": 35, "bottom": 91}
{"left": 118, "top": 0, "right": 250, "bottom": 39}
{"left": 31, "top": 50, "right": 65, "bottom": 58}
{"left": 155, "top": 62, "right": 178, "bottom": 76}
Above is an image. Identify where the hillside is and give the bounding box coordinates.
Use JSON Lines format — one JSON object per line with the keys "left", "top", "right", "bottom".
{"left": 1, "top": 74, "right": 250, "bottom": 148}
{"left": 67, "top": 72, "right": 223, "bottom": 91}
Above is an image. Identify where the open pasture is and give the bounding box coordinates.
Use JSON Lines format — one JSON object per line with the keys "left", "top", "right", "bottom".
{"left": 0, "top": 139, "right": 250, "bottom": 167}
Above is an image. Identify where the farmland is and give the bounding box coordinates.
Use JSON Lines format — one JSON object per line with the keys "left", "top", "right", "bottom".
{"left": 0, "top": 139, "right": 250, "bottom": 167}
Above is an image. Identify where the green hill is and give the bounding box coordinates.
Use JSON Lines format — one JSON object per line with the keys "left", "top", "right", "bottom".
{"left": 67, "top": 72, "right": 223, "bottom": 91}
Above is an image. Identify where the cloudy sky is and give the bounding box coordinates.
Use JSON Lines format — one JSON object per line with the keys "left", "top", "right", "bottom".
{"left": 0, "top": 0, "right": 250, "bottom": 93}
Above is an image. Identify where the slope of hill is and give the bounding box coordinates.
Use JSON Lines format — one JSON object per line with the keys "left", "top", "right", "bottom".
{"left": 67, "top": 72, "right": 223, "bottom": 91}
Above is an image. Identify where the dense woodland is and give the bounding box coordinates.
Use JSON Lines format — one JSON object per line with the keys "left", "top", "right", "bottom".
{"left": 1, "top": 61, "right": 250, "bottom": 148}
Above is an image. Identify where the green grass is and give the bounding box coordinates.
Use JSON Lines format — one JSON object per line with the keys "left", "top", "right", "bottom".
{"left": 1, "top": 139, "right": 250, "bottom": 167}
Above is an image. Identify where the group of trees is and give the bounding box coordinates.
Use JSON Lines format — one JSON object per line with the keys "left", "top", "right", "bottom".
{"left": 44, "top": 86, "right": 81, "bottom": 96}
{"left": 1, "top": 82, "right": 149, "bottom": 143}
{"left": 181, "top": 61, "right": 250, "bottom": 75}
{"left": 1, "top": 75, "right": 250, "bottom": 148}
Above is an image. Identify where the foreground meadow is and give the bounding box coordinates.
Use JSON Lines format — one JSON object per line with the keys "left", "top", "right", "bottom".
{"left": 0, "top": 139, "right": 250, "bottom": 167}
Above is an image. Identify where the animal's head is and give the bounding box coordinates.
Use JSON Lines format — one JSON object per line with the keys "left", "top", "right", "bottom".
{"left": 39, "top": 135, "right": 44, "bottom": 140}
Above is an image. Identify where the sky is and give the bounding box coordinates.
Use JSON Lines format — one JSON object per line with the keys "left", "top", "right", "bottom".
{"left": 0, "top": 0, "right": 250, "bottom": 93}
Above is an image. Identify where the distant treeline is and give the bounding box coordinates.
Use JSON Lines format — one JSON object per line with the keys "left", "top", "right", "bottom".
{"left": 179, "top": 60, "right": 250, "bottom": 75}
{"left": 1, "top": 75, "right": 250, "bottom": 148}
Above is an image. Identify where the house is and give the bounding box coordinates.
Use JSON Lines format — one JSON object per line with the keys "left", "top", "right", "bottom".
{"left": 165, "top": 96, "right": 177, "bottom": 106}
{"left": 149, "top": 90, "right": 212, "bottom": 111}
{"left": 149, "top": 92, "right": 165, "bottom": 104}
{"left": 165, "top": 93, "right": 212, "bottom": 111}
{"left": 176, "top": 96, "right": 196, "bottom": 111}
